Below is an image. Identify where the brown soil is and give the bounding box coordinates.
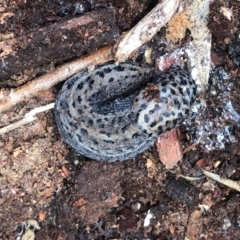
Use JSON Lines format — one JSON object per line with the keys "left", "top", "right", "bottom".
{"left": 1, "top": 0, "right": 240, "bottom": 239}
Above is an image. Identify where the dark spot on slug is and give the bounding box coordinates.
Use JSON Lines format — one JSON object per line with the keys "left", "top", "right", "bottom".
{"left": 92, "top": 139, "right": 99, "bottom": 145}
{"left": 158, "top": 126, "right": 163, "bottom": 134}
{"left": 88, "top": 119, "right": 94, "bottom": 126}
{"left": 114, "top": 65, "right": 124, "bottom": 71}
{"left": 150, "top": 121, "right": 157, "bottom": 128}
{"left": 171, "top": 88, "right": 176, "bottom": 95}
{"left": 96, "top": 71, "right": 104, "bottom": 78}
{"left": 103, "top": 140, "right": 115, "bottom": 144}
{"left": 144, "top": 114, "right": 149, "bottom": 123}
{"left": 161, "top": 87, "right": 167, "bottom": 93}
{"left": 132, "top": 133, "right": 140, "bottom": 138}
{"left": 77, "top": 96, "right": 82, "bottom": 104}
{"left": 178, "top": 87, "right": 183, "bottom": 95}
{"left": 183, "top": 98, "right": 189, "bottom": 106}
{"left": 77, "top": 109, "right": 83, "bottom": 114}
{"left": 163, "top": 112, "right": 170, "bottom": 117}
{"left": 141, "top": 103, "right": 147, "bottom": 109}
{"left": 180, "top": 78, "right": 188, "bottom": 85}
{"left": 117, "top": 116, "right": 123, "bottom": 124}
{"left": 149, "top": 109, "right": 155, "bottom": 115}
{"left": 174, "top": 99, "right": 181, "bottom": 109}
{"left": 129, "top": 67, "right": 137, "bottom": 71}
{"left": 169, "top": 75, "right": 175, "bottom": 81}
{"left": 77, "top": 82, "right": 84, "bottom": 90}
{"left": 67, "top": 110, "right": 72, "bottom": 118}
{"left": 172, "top": 119, "right": 178, "bottom": 126}
{"left": 81, "top": 128, "right": 88, "bottom": 136}
{"left": 89, "top": 79, "right": 95, "bottom": 89}
{"left": 122, "top": 125, "right": 128, "bottom": 133}
{"left": 77, "top": 134, "right": 82, "bottom": 142}
{"left": 104, "top": 68, "right": 112, "bottom": 73}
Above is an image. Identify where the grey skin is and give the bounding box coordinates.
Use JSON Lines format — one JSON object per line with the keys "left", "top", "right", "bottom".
{"left": 54, "top": 62, "right": 196, "bottom": 161}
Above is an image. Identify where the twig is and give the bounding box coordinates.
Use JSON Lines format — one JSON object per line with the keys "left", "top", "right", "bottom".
{"left": 185, "top": 0, "right": 211, "bottom": 91}
{"left": 115, "top": 0, "right": 181, "bottom": 62}
{"left": 0, "top": 46, "right": 114, "bottom": 112}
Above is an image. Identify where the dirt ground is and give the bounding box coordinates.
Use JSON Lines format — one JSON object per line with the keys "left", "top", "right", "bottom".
{"left": 1, "top": 0, "right": 240, "bottom": 239}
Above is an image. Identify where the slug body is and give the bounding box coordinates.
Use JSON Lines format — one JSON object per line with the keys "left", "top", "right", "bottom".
{"left": 54, "top": 62, "right": 196, "bottom": 161}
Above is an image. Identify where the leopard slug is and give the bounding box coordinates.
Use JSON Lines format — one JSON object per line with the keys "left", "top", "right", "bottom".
{"left": 54, "top": 62, "right": 196, "bottom": 161}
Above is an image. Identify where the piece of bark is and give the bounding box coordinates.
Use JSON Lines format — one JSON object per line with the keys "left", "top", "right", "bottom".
{"left": 0, "top": 46, "right": 114, "bottom": 112}
{"left": 0, "top": 8, "right": 118, "bottom": 84}
{"left": 156, "top": 129, "right": 183, "bottom": 169}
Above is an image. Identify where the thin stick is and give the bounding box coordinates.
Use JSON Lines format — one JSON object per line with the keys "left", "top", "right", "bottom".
{"left": 0, "top": 46, "right": 114, "bottom": 112}
{"left": 115, "top": 0, "right": 181, "bottom": 62}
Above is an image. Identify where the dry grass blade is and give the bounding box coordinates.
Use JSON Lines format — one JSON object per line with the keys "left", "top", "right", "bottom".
{"left": 0, "top": 103, "right": 54, "bottom": 135}
{"left": 203, "top": 169, "right": 240, "bottom": 192}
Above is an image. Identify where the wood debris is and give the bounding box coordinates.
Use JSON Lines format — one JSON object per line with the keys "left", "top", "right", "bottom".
{"left": 156, "top": 129, "right": 183, "bottom": 169}
{"left": 0, "top": 0, "right": 182, "bottom": 113}
{"left": 0, "top": 8, "right": 118, "bottom": 81}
